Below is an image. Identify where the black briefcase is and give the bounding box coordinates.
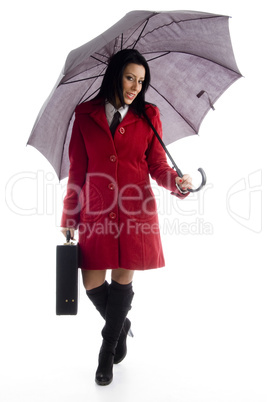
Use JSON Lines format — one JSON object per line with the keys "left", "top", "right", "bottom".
{"left": 56, "top": 230, "right": 79, "bottom": 315}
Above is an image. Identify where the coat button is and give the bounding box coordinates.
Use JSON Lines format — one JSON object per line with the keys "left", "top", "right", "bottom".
{"left": 109, "top": 212, "right": 116, "bottom": 220}
{"left": 119, "top": 127, "right": 125, "bottom": 135}
{"left": 110, "top": 155, "right": 117, "bottom": 162}
{"left": 108, "top": 183, "right": 115, "bottom": 191}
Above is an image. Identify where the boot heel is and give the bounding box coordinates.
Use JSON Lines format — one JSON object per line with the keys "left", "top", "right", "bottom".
{"left": 114, "top": 319, "right": 133, "bottom": 364}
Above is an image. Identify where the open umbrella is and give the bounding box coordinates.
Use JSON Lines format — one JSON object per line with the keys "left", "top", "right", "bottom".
{"left": 27, "top": 10, "right": 241, "bottom": 189}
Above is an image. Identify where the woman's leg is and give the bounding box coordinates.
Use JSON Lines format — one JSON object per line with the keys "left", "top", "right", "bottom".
{"left": 81, "top": 267, "right": 134, "bottom": 289}
{"left": 95, "top": 277, "right": 134, "bottom": 385}
{"left": 81, "top": 269, "right": 107, "bottom": 290}
{"left": 84, "top": 268, "right": 134, "bottom": 368}
{"left": 82, "top": 268, "right": 135, "bottom": 385}
{"left": 108, "top": 271, "right": 135, "bottom": 365}
{"left": 82, "top": 268, "right": 109, "bottom": 321}
{"left": 111, "top": 267, "right": 135, "bottom": 284}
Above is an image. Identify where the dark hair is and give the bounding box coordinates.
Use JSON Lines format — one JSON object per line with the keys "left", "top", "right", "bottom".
{"left": 95, "top": 49, "right": 151, "bottom": 116}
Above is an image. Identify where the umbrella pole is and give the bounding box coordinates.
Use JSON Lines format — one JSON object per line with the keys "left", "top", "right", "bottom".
{"left": 143, "top": 111, "right": 206, "bottom": 193}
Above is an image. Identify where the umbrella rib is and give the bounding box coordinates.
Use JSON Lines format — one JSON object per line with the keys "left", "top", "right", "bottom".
{"left": 145, "top": 52, "right": 171, "bottom": 62}
{"left": 132, "top": 18, "right": 149, "bottom": 49}
{"left": 94, "top": 52, "right": 109, "bottom": 60}
{"left": 79, "top": 62, "right": 108, "bottom": 103}
{"left": 82, "top": 87, "right": 101, "bottom": 103}
{"left": 58, "top": 82, "right": 101, "bottom": 179}
{"left": 143, "top": 49, "right": 241, "bottom": 76}
{"left": 90, "top": 55, "right": 109, "bottom": 65}
{"left": 122, "top": 20, "right": 150, "bottom": 48}
{"left": 61, "top": 75, "right": 105, "bottom": 85}
{"left": 141, "top": 15, "right": 226, "bottom": 41}
{"left": 77, "top": 63, "right": 107, "bottom": 102}
{"left": 126, "top": 15, "right": 224, "bottom": 49}
{"left": 61, "top": 57, "right": 107, "bottom": 83}
{"left": 173, "top": 51, "right": 241, "bottom": 75}
{"left": 128, "top": 15, "right": 240, "bottom": 75}
{"left": 149, "top": 84, "right": 197, "bottom": 134}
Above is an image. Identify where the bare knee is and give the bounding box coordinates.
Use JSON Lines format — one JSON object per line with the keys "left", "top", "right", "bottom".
{"left": 111, "top": 268, "right": 134, "bottom": 285}
{"left": 82, "top": 269, "right": 107, "bottom": 291}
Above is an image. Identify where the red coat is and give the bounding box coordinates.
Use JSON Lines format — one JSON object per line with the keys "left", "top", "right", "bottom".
{"left": 61, "top": 99, "right": 187, "bottom": 270}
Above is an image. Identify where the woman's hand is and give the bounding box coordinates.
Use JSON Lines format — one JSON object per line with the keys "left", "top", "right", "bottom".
{"left": 61, "top": 227, "right": 75, "bottom": 240}
{"left": 175, "top": 174, "right": 193, "bottom": 193}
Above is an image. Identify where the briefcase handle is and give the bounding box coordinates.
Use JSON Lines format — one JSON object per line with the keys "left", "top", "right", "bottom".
{"left": 65, "top": 229, "right": 76, "bottom": 245}
{"left": 66, "top": 229, "right": 71, "bottom": 243}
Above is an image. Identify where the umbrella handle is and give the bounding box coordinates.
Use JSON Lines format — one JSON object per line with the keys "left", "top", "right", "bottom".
{"left": 177, "top": 167, "right": 206, "bottom": 193}
{"left": 142, "top": 112, "right": 207, "bottom": 193}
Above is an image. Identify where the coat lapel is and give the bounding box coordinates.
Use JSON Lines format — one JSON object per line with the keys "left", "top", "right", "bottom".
{"left": 75, "top": 99, "right": 154, "bottom": 139}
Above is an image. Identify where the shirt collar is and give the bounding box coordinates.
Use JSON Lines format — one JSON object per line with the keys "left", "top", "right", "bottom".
{"left": 105, "top": 101, "right": 129, "bottom": 125}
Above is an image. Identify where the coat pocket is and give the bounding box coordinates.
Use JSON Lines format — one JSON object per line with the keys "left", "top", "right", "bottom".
{"left": 119, "top": 180, "right": 157, "bottom": 222}
{"left": 79, "top": 182, "right": 104, "bottom": 223}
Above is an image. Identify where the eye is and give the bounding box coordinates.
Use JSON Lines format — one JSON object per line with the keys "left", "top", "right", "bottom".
{"left": 126, "top": 75, "right": 133, "bottom": 81}
{"left": 139, "top": 80, "right": 144, "bottom": 85}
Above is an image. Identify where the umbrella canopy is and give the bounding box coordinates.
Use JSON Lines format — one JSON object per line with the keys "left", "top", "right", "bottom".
{"left": 28, "top": 10, "right": 241, "bottom": 180}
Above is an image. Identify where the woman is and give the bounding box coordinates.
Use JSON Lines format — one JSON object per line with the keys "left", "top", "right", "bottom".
{"left": 61, "top": 49, "right": 192, "bottom": 386}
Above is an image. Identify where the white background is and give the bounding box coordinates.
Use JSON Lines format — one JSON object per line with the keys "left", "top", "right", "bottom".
{"left": 1, "top": 0, "right": 266, "bottom": 401}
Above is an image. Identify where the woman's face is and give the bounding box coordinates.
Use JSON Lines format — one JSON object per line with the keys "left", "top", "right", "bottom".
{"left": 116, "top": 63, "right": 146, "bottom": 108}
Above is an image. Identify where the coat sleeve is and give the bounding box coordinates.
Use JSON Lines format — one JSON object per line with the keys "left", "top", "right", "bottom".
{"left": 61, "top": 116, "right": 88, "bottom": 229}
{"left": 145, "top": 107, "right": 189, "bottom": 199}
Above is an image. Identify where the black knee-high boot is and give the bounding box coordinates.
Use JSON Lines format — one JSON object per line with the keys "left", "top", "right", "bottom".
{"left": 86, "top": 281, "right": 109, "bottom": 319}
{"left": 86, "top": 281, "right": 133, "bottom": 364}
{"left": 95, "top": 280, "right": 134, "bottom": 386}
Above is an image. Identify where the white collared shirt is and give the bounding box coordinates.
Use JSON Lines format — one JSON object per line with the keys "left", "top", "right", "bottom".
{"left": 105, "top": 101, "right": 129, "bottom": 126}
